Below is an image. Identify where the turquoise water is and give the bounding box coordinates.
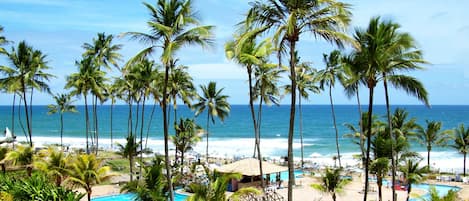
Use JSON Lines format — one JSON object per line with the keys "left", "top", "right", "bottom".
{"left": 1, "top": 105, "right": 468, "bottom": 167}
{"left": 410, "top": 184, "right": 461, "bottom": 201}
{"left": 91, "top": 193, "right": 189, "bottom": 201}
{"left": 265, "top": 170, "right": 303, "bottom": 182}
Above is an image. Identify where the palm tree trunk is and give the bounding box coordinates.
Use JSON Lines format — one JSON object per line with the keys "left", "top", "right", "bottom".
{"left": 29, "top": 87, "right": 33, "bottom": 142}
{"left": 256, "top": 90, "right": 265, "bottom": 189}
{"left": 84, "top": 94, "right": 90, "bottom": 154}
{"left": 139, "top": 95, "right": 146, "bottom": 181}
{"left": 11, "top": 94, "right": 15, "bottom": 136}
{"left": 364, "top": 86, "right": 374, "bottom": 201}
{"left": 329, "top": 84, "right": 341, "bottom": 167}
{"left": 378, "top": 176, "right": 383, "bottom": 201}
{"left": 134, "top": 101, "right": 140, "bottom": 137}
{"left": 129, "top": 157, "right": 134, "bottom": 182}
{"left": 21, "top": 81, "right": 32, "bottom": 147}
{"left": 60, "top": 113, "right": 64, "bottom": 148}
{"left": 332, "top": 193, "right": 336, "bottom": 201}
{"left": 427, "top": 146, "right": 431, "bottom": 169}
{"left": 87, "top": 189, "right": 92, "bottom": 201}
{"left": 94, "top": 96, "right": 100, "bottom": 154}
{"left": 206, "top": 112, "right": 210, "bottom": 163}
{"left": 162, "top": 62, "right": 174, "bottom": 201}
{"left": 462, "top": 152, "right": 467, "bottom": 177}
{"left": 299, "top": 93, "right": 304, "bottom": 170}
{"left": 110, "top": 102, "right": 113, "bottom": 150}
{"left": 356, "top": 90, "right": 365, "bottom": 168}
{"left": 18, "top": 97, "right": 28, "bottom": 142}
{"left": 90, "top": 97, "right": 95, "bottom": 150}
{"left": 287, "top": 40, "right": 297, "bottom": 201}
{"left": 406, "top": 184, "right": 412, "bottom": 201}
{"left": 145, "top": 101, "right": 157, "bottom": 149}
{"left": 246, "top": 66, "right": 258, "bottom": 158}
{"left": 128, "top": 90, "right": 133, "bottom": 136}
{"left": 383, "top": 75, "right": 397, "bottom": 201}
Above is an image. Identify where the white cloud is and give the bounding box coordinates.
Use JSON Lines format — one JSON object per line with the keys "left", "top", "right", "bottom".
{"left": 188, "top": 63, "right": 246, "bottom": 80}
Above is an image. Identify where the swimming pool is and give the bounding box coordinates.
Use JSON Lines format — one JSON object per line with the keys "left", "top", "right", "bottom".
{"left": 91, "top": 193, "right": 189, "bottom": 201}
{"left": 409, "top": 184, "right": 461, "bottom": 201}
{"left": 264, "top": 170, "right": 304, "bottom": 182}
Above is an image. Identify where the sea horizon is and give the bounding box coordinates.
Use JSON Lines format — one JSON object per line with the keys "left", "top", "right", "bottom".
{"left": 1, "top": 104, "right": 468, "bottom": 173}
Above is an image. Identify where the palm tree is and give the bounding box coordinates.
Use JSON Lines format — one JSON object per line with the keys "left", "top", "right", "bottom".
{"left": 83, "top": 32, "right": 121, "bottom": 154}
{"left": 169, "top": 64, "right": 197, "bottom": 123}
{"left": 1, "top": 41, "right": 53, "bottom": 147}
{"left": 171, "top": 118, "right": 201, "bottom": 173}
{"left": 194, "top": 82, "right": 230, "bottom": 163}
{"left": 415, "top": 120, "right": 453, "bottom": 169}
{"left": 64, "top": 154, "right": 114, "bottom": 201}
{"left": 3, "top": 144, "right": 33, "bottom": 176}
{"left": 66, "top": 56, "right": 105, "bottom": 154}
{"left": 188, "top": 172, "right": 260, "bottom": 201}
{"left": 451, "top": 124, "right": 469, "bottom": 176}
{"left": 311, "top": 168, "right": 349, "bottom": 201}
{"left": 116, "top": 133, "right": 145, "bottom": 182}
{"left": 284, "top": 56, "right": 320, "bottom": 170}
{"left": 122, "top": 156, "right": 168, "bottom": 201}
{"left": 0, "top": 25, "right": 8, "bottom": 54}
{"left": 400, "top": 159, "right": 427, "bottom": 201}
{"left": 226, "top": 35, "right": 276, "bottom": 189}
{"left": 421, "top": 186, "right": 458, "bottom": 201}
{"left": 122, "top": 1, "right": 214, "bottom": 199}
{"left": 374, "top": 18, "right": 428, "bottom": 201}
{"left": 244, "top": 2, "right": 352, "bottom": 198}
{"left": 34, "top": 146, "right": 69, "bottom": 186}
{"left": 47, "top": 93, "right": 78, "bottom": 148}
{"left": 370, "top": 157, "right": 390, "bottom": 201}
{"left": 319, "top": 50, "right": 343, "bottom": 167}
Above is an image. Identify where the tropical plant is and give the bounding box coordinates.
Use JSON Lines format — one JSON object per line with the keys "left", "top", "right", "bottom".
{"left": 0, "top": 172, "right": 85, "bottom": 201}
{"left": 311, "top": 167, "right": 349, "bottom": 201}
{"left": 451, "top": 124, "right": 469, "bottom": 176}
{"left": 415, "top": 120, "right": 453, "bottom": 169}
{"left": 244, "top": 1, "right": 352, "bottom": 199}
{"left": 0, "top": 41, "right": 53, "bottom": 147}
{"left": 194, "top": 82, "right": 230, "bottom": 163}
{"left": 82, "top": 32, "right": 122, "bottom": 154}
{"left": 116, "top": 133, "right": 148, "bottom": 182}
{"left": 64, "top": 154, "right": 114, "bottom": 201}
{"left": 122, "top": 1, "right": 214, "bottom": 199}
{"left": 0, "top": 25, "right": 7, "bottom": 55}
{"left": 122, "top": 156, "right": 168, "bottom": 201}
{"left": 48, "top": 93, "right": 78, "bottom": 148}
{"left": 34, "top": 146, "right": 69, "bottom": 186}
{"left": 226, "top": 34, "right": 276, "bottom": 189}
{"left": 420, "top": 186, "right": 458, "bottom": 201}
{"left": 400, "top": 159, "right": 427, "bottom": 201}
{"left": 3, "top": 144, "right": 33, "bottom": 176}
{"left": 319, "top": 50, "right": 344, "bottom": 167}
{"left": 171, "top": 118, "right": 201, "bottom": 173}
{"left": 65, "top": 56, "right": 105, "bottom": 153}
{"left": 187, "top": 172, "right": 259, "bottom": 201}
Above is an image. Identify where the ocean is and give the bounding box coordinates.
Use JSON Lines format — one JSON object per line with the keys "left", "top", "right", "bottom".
{"left": 1, "top": 104, "right": 468, "bottom": 172}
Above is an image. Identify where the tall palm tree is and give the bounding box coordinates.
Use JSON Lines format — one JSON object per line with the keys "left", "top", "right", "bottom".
{"left": 47, "top": 93, "right": 78, "bottom": 148}
{"left": 376, "top": 18, "right": 428, "bottom": 201}
{"left": 319, "top": 50, "right": 343, "bottom": 167}
{"left": 451, "top": 124, "right": 469, "bottom": 176}
{"left": 244, "top": 2, "right": 352, "bottom": 198}
{"left": 169, "top": 64, "right": 196, "bottom": 123}
{"left": 171, "top": 118, "right": 201, "bottom": 173}
{"left": 349, "top": 17, "right": 427, "bottom": 200}
{"left": 194, "top": 82, "right": 230, "bottom": 163}
{"left": 66, "top": 56, "right": 105, "bottom": 154}
{"left": 226, "top": 35, "right": 276, "bottom": 189}
{"left": 83, "top": 32, "right": 122, "bottom": 154}
{"left": 122, "top": 1, "right": 214, "bottom": 199}
{"left": 415, "top": 120, "right": 453, "bottom": 169}
{"left": 400, "top": 159, "right": 427, "bottom": 201}
{"left": 1, "top": 41, "right": 53, "bottom": 147}
{"left": 311, "top": 167, "right": 349, "bottom": 201}
{"left": 64, "top": 154, "right": 114, "bottom": 201}
{"left": 0, "top": 25, "right": 8, "bottom": 54}
{"left": 116, "top": 133, "right": 145, "bottom": 182}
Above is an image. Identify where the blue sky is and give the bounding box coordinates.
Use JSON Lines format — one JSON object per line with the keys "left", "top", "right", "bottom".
{"left": 0, "top": 0, "right": 468, "bottom": 105}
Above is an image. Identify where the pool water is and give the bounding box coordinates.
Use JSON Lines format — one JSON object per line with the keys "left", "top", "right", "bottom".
{"left": 91, "top": 193, "right": 189, "bottom": 201}
{"left": 409, "top": 184, "right": 461, "bottom": 201}
{"left": 265, "top": 170, "right": 303, "bottom": 182}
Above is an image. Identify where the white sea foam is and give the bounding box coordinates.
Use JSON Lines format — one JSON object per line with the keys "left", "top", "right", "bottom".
{"left": 14, "top": 136, "right": 468, "bottom": 173}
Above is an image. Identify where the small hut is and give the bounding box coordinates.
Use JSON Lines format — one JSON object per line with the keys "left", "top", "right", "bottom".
{"left": 216, "top": 158, "right": 287, "bottom": 191}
